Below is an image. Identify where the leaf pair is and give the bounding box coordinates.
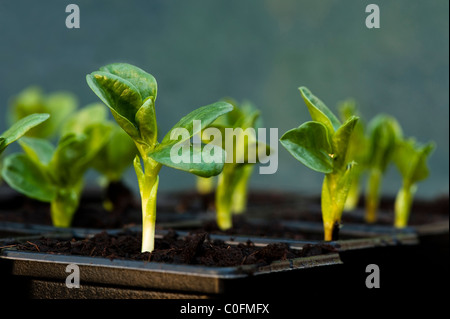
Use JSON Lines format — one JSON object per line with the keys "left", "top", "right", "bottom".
{"left": 366, "top": 114, "right": 403, "bottom": 172}
{"left": 87, "top": 63, "right": 233, "bottom": 177}
{"left": 394, "top": 138, "right": 435, "bottom": 187}
{"left": 280, "top": 87, "right": 359, "bottom": 174}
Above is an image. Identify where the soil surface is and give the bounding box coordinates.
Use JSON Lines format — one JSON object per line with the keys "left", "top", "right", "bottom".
{"left": 9, "top": 230, "right": 337, "bottom": 267}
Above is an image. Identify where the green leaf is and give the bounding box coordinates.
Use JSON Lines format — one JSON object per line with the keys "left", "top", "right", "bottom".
{"left": 411, "top": 143, "right": 435, "bottom": 183}
{"left": 51, "top": 123, "right": 112, "bottom": 186}
{"left": 337, "top": 98, "right": 359, "bottom": 122}
{"left": 331, "top": 116, "right": 359, "bottom": 169}
{"left": 148, "top": 142, "right": 226, "bottom": 177}
{"left": 61, "top": 103, "right": 108, "bottom": 136}
{"left": 43, "top": 91, "right": 78, "bottom": 137}
{"left": 18, "top": 136, "right": 55, "bottom": 166}
{"left": 299, "top": 87, "right": 341, "bottom": 133}
{"left": 394, "top": 139, "right": 435, "bottom": 184}
{"left": 0, "top": 113, "right": 50, "bottom": 155}
{"left": 161, "top": 101, "right": 234, "bottom": 146}
{"left": 135, "top": 97, "right": 158, "bottom": 146}
{"left": 100, "top": 63, "right": 157, "bottom": 102}
{"left": 280, "top": 121, "right": 333, "bottom": 173}
{"left": 86, "top": 72, "right": 141, "bottom": 139}
{"left": 1, "top": 153, "right": 56, "bottom": 202}
{"left": 91, "top": 124, "right": 137, "bottom": 181}
{"left": 367, "top": 114, "right": 402, "bottom": 171}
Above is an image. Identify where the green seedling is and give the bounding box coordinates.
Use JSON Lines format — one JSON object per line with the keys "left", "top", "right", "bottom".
{"left": 337, "top": 99, "right": 368, "bottom": 211}
{"left": 0, "top": 113, "right": 50, "bottom": 156}
{"left": 86, "top": 63, "right": 233, "bottom": 252}
{"left": 393, "top": 138, "right": 435, "bottom": 228}
{"left": 1, "top": 110, "right": 111, "bottom": 227}
{"left": 364, "top": 114, "right": 402, "bottom": 223}
{"left": 205, "top": 99, "right": 265, "bottom": 230}
{"left": 8, "top": 86, "right": 77, "bottom": 138}
{"left": 62, "top": 103, "right": 137, "bottom": 211}
{"left": 62, "top": 103, "right": 137, "bottom": 186}
{"left": 280, "top": 87, "right": 359, "bottom": 241}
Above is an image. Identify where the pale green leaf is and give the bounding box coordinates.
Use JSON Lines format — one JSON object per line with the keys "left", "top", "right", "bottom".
{"left": 1, "top": 153, "right": 56, "bottom": 202}
{"left": 367, "top": 114, "right": 402, "bottom": 171}
{"left": 18, "top": 136, "right": 55, "bottom": 166}
{"left": 394, "top": 139, "right": 435, "bottom": 184}
{"left": 331, "top": 116, "right": 359, "bottom": 169}
{"left": 61, "top": 103, "right": 107, "bottom": 136}
{"left": 135, "top": 97, "right": 157, "bottom": 146}
{"left": 148, "top": 142, "right": 226, "bottom": 177}
{"left": 161, "top": 101, "right": 234, "bottom": 146}
{"left": 299, "top": 87, "right": 341, "bottom": 133}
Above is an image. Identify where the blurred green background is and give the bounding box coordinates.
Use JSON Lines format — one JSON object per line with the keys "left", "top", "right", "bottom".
{"left": 0, "top": 0, "right": 448, "bottom": 198}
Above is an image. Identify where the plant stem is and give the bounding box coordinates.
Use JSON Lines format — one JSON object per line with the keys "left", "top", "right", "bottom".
{"left": 135, "top": 156, "right": 162, "bottom": 252}
{"left": 50, "top": 188, "right": 81, "bottom": 228}
{"left": 322, "top": 174, "right": 339, "bottom": 241}
{"left": 321, "top": 165, "right": 355, "bottom": 241}
{"left": 215, "top": 171, "right": 233, "bottom": 230}
{"left": 196, "top": 176, "right": 214, "bottom": 195}
{"left": 343, "top": 173, "right": 360, "bottom": 212}
{"left": 365, "top": 168, "right": 382, "bottom": 223}
{"left": 394, "top": 182, "right": 416, "bottom": 228}
{"left": 231, "top": 165, "right": 254, "bottom": 214}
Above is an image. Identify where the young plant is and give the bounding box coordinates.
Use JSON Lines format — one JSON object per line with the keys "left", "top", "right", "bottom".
{"left": 1, "top": 111, "right": 112, "bottom": 227}
{"left": 86, "top": 63, "right": 233, "bottom": 252}
{"left": 206, "top": 99, "right": 264, "bottom": 230}
{"left": 280, "top": 87, "right": 359, "bottom": 241}
{"left": 62, "top": 103, "right": 137, "bottom": 184}
{"left": 337, "top": 99, "right": 368, "bottom": 211}
{"left": 364, "top": 114, "right": 402, "bottom": 223}
{"left": 393, "top": 138, "right": 435, "bottom": 228}
{"left": 8, "top": 86, "right": 77, "bottom": 138}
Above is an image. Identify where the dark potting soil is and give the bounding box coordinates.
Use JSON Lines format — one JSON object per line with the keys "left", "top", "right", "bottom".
{"left": 0, "top": 182, "right": 141, "bottom": 228}
{"left": 1, "top": 183, "right": 448, "bottom": 239}
{"left": 195, "top": 216, "right": 322, "bottom": 240}
{"left": 10, "top": 230, "right": 337, "bottom": 267}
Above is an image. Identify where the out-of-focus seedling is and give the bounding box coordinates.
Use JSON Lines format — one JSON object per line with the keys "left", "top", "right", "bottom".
{"left": 61, "top": 103, "right": 137, "bottom": 211}
{"left": 393, "top": 138, "right": 435, "bottom": 228}
{"left": 8, "top": 86, "right": 77, "bottom": 138}
{"left": 205, "top": 99, "right": 265, "bottom": 230}
{"left": 364, "top": 114, "right": 402, "bottom": 223}
{"left": 1, "top": 108, "right": 111, "bottom": 227}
